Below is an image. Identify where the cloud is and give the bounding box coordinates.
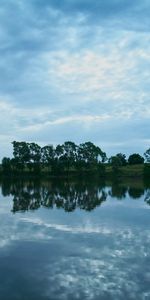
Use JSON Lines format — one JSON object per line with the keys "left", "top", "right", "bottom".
{"left": 0, "top": 0, "right": 149, "bottom": 158}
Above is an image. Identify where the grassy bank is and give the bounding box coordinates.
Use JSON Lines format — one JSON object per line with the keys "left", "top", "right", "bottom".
{"left": 105, "top": 164, "right": 146, "bottom": 179}
{"left": 0, "top": 163, "right": 150, "bottom": 179}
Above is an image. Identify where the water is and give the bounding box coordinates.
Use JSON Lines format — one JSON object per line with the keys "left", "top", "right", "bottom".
{"left": 0, "top": 179, "right": 150, "bottom": 300}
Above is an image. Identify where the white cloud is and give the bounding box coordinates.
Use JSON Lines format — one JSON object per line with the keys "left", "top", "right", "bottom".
{"left": 0, "top": 1, "right": 150, "bottom": 158}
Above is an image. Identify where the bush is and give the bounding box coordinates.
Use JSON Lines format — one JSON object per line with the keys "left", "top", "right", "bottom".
{"left": 128, "top": 153, "right": 144, "bottom": 165}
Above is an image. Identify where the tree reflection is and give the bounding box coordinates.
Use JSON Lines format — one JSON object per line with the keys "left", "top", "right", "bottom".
{"left": 109, "top": 181, "right": 128, "bottom": 199}
{"left": 144, "top": 190, "right": 150, "bottom": 206}
{"left": 0, "top": 179, "right": 107, "bottom": 213}
{"left": 0, "top": 179, "right": 150, "bottom": 212}
{"left": 128, "top": 187, "right": 144, "bottom": 199}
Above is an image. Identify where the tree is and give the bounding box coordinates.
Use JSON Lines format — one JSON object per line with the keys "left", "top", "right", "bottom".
{"left": 2, "top": 157, "right": 11, "bottom": 174}
{"left": 54, "top": 144, "right": 65, "bottom": 173}
{"left": 77, "top": 142, "right": 106, "bottom": 165}
{"left": 55, "top": 144, "right": 64, "bottom": 160}
{"left": 29, "top": 143, "right": 41, "bottom": 164}
{"left": 41, "top": 145, "right": 54, "bottom": 164}
{"left": 28, "top": 143, "right": 41, "bottom": 173}
{"left": 41, "top": 145, "right": 55, "bottom": 173}
{"left": 128, "top": 153, "right": 144, "bottom": 165}
{"left": 12, "top": 141, "right": 42, "bottom": 173}
{"left": 12, "top": 141, "right": 31, "bottom": 170}
{"left": 116, "top": 153, "right": 127, "bottom": 166}
{"left": 108, "top": 155, "right": 122, "bottom": 174}
{"left": 109, "top": 153, "right": 127, "bottom": 168}
{"left": 144, "top": 148, "right": 150, "bottom": 163}
{"left": 55, "top": 141, "right": 78, "bottom": 173}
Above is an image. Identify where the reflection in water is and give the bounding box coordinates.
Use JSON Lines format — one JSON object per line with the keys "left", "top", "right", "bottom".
{"left": 145, "top": 190, "right": 150, "bottom": 205}
{"left": 108, "top": 185, "right": 128, "bottom": 199}
{"left": 128, "top": 187, "right": 145, "bottom": 199}
{"left": 0, "top": 179, "right": 150, "bottom": 213}
{"left": 1, "top": 179, "right": 107, "bottom": 213}
{"left": 0, "top": 178, "right": 150, "bottom": 300}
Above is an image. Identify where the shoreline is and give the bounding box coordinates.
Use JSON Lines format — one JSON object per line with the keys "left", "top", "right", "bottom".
{"left": 0, "top": 164, "right": 150, "bottom": 180}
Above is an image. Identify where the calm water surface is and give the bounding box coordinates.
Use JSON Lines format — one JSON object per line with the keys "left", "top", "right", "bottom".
{"left": 0, "top": 179, "right": 150, "bottom": 300}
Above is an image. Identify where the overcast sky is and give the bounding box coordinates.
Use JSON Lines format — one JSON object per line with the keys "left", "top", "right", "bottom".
{"left": 0, "top": 0, "right": 150, "bottom": 159}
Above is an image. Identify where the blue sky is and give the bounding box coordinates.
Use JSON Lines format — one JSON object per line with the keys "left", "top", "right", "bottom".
{"left": 0, "top": 0, "right": 150, "bottom": 159}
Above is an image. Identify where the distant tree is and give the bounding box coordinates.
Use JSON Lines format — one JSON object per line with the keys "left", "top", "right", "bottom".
{"left": 116, "top": 153, "right": 127, "bottom": 166}
{"left": 29, "top": 143, "right": 41, "bottom": 164}
{"left": 41, "top": 145, "right": 55, "bottom": 173}
{"left": 12, "top": 141, "right": 30, "bottom": 165}
{"left": 128, "top": 153, "right": 144, "bottom": 165}
{"left": 108, "top": 155, "right": 122, "bottom": 173}
{"left": 144, "top": 148, "right": 150, "bottom": 163}
{"left": 12, "top": 141, "right": 29, "bottom": 172}
{"left": 12, "top": 141, "right": 42, "bottom": 172}
{"left": 55, "top": 144, "right": 64, "bottom": 160}
{"left": 28, "top": 143, "right": 41, "bottom": 173}
{"left": 62, "top": 141, "right": 77, "bottom": 161}
{"left": 52, "top": 144, "right": 64, "bottom": 173}
{"left": 61, "top": 141, "right": 78, "bottom": 172}
{"left": 77, "top": 142, "right": 106, "bottom": 165}
{"left": 2, "top": 157, "right": 11, "bottom": 174}
{"left": 53, "top": 141, "right": 78, "bottom": 173}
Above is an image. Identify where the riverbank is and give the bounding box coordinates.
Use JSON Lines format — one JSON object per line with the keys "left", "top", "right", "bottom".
{"left": 105, "top": 164, "right": 148, "bottom": 179}
{"left": 0, "top": 163, "right": 150, "bottom": 179}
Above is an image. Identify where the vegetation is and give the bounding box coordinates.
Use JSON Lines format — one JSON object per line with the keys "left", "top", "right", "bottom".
{"left": 1, "top": 141, "right": 106, "bottom": 177}
{"left": 128, "top": 153, "right": 144, "bottom": 165}
{"left": 0, "top": 141, "right": 150, "bottom": 178}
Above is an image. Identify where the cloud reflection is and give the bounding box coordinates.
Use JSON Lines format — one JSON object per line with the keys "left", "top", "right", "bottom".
{"left": 0, "top": 180, "right": 150, "bottom": 299}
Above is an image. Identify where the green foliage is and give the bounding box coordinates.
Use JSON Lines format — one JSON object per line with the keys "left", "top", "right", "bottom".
{"left": 109, "top": 153, "right": 127, "bottom": 168}
{"left": 128, "top": 153, "right": 144, "bottom": 165}
{"left": 29, "top": 143, "right": 41, "bottom": 163}
{"left": 116, "top": 153, "right": 127, "bottom": 166}
{"left": 144, "top": 164, "right": 150, "bottom": 178}
{"left": 6, "top": 141, "right": 107, "bottom": 175}
{"left": 12, "top": 141, "right": 41, "bottom": 165}
{"left": 108, "top": 155, "right": 123, "bottom": 176}
{"left": 12, "top": 141, "right": 30, "bottom": 164}
{"left": 1, "top": 141, "right": 149, "bottom": 178}
{"left": 109, "top": 155, "right": 122, "bottom": 167}
{"left": 2, "top": 157, "right": 11, "bottom": 174}
{"left": 41, "top": 145, "right": 54, "bottom": 164}
{"left": 77, "top": 142, "right": 106, "bottom": 165}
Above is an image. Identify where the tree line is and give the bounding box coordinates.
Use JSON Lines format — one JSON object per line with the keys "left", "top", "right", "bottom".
{"left": 1, "top": 141, "right": 150, "bottom": 176}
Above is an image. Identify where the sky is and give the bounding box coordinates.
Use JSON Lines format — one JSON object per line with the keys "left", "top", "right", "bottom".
{"left": 0, "top": 0, "right": 150, "bottom": 160}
